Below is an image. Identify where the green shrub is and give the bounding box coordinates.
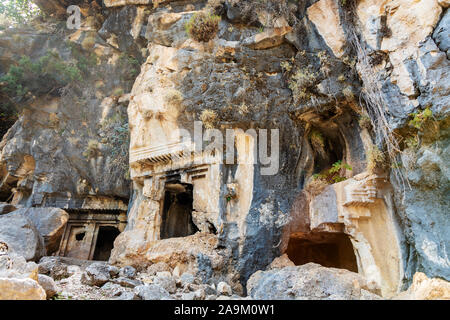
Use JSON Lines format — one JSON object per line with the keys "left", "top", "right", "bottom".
{"left": 118, "top": 54, "right": 140, "bottom": 80}
{"left": 408, "top": 107, "right": 432, "bottom": 130}
{"left": 313, "top": 160, "right": 352, "bottom": 184}
{"left": 185, "top": 12, "right": 221, "bottom": 42}
{"left": 0, "top": 0, "right": 41, "bottom": 25}
{"left": 0, "top": 51, "right": 82, "bottom": 116}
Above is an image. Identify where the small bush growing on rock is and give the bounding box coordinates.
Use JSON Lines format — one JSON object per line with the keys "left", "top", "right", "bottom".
{"left": 366, "top": 144, "right": 385, "bottom": 172}
{"left": 408, "top": 107, "right": 433, "bottom": 130}
{"left": 83, "top": 140, "right": 101, "bottom": 159}
{"left": 312, "top": 160, "right": 353, "bottom": 185}
{"left": 200, "top": 109, "right": 218, "bottom": 129}
{"left": 164, "top": 89, "right": 183, "bottom": 105}
{"left": 185, "top": 12, "right": 221, "bottom": 42}
{"left": 287, "top": 67, "right": 318, "bottom": 102}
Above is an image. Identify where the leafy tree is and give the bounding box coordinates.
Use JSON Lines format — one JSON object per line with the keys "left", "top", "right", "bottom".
{"left": 0, "top": 0, "right": 41, "bottom": 25}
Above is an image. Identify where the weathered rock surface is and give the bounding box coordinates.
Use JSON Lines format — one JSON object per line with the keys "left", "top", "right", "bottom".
{"left": 266, "top": 254, "right": 295, "bottom": 270}
{"left": 81, "top": 262, "right": 111, "bottom": 287}
{"left": 11, "top": 208, "right": 69, "bottom": 255}
{"left": 37, "top": 274, "right": 57, "bottom": 298}
{"left": 134, "top": 284, "right": 174, "bottom": 300}
{"left": 247, "top": 263, "right": 382, "bottom": 300}
{"left": 394, "top": 272, "right": 450, "bottom": 300}
{"left": 0, "top": 244, "right": 46, "bottom": 300}
{"left": 0, "top": 213, "right": 45, "bottom": 261}
{"left": 0, "top": 278, "right": 46, "bottom": 300}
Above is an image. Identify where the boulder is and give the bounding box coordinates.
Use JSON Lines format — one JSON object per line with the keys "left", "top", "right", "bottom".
{"left": 180, "top": 273, "right": 195, "bottom": 286}
{"left": 217, "top": 282, "right": 232, "bottom": 296}
{"left": 81, "top": 262, "right": 111, "bottom": 287}
{"left": 247, "top": 263, "right": 382, "bottom": 300}
{"left": 0, "top": 247, "right": 39, "bottom": 281}
{"left": 119, "top": 265, "right": 137, "bottom": 279}
{"left": 38, "top": 257, "right": 70, "bottom": 280}
{"left": 134, "top": 284, "right": 174, "bottom": 300}
{"left": 0, "top": 278, "right": 46, "bottom": 300}
{"left": 13, "top": 208, "right": 69, "bottom": 255}
{"left": 37, "top": 274, "right": 57, "bottom": 298}
{"left": 0, "top": 213, "right": 45, "bottom": 261}
{"left": 394, "top": 272, "right": 450, "bottom": 300}
{"left": 153, "top": 274, "right": 177, "bottom": 294}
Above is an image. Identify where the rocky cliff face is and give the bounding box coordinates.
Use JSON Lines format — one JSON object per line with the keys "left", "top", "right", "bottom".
{"left": 0, "top": 0, "right": 449, "bottom": 299}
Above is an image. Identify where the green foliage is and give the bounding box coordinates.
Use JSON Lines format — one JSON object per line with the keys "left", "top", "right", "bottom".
{"left": 119, "top": 54, "right": 140, "bottom": 81}
{"left": 313, "top": 160, "right": 352, "bottom": 184}
{"left": 0, "top": 0, "right": 41, "bottom": 25}
{"left": 287, "top": 67, "right": 318, "bottom": 102}
{"left": 185, "top": 12, "right": 221, "bottom": 42}
{"left": 0, "top": 51, "right": 82, "bottom": 117}
{"left": 68, "top": 43, "right": 99, "bottom": 75}
{"left": 408, "top": 107, "right": 433, "bottom": 130}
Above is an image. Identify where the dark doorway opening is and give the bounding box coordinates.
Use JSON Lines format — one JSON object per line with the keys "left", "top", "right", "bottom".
{"left": 160, "top": 183, "right": 198, "bottom": 239}
{"left": 93, "top": 226, "right": 120, "bottom": 261}
{"left": 286, "top": 233, "right": 358, "bottom": 272}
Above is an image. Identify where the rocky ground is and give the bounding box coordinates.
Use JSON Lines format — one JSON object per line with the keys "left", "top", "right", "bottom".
{"left": 2, "top": 245, "right": 449, "bottom": 300}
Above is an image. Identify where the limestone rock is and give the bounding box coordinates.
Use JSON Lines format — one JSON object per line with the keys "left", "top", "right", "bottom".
{"left": 0, "top": 278, "right": 46, "bottom": 300}
{"left": 38, "top": 257, "right": 70, "bottom": 280}
{"left": 433, "top": 9, "right": 450, "bottom": 58}
{"left": 0, "top": 250, "right": 39, "bottom": 281}
{"left": 12, "top": 208, "right": 69, "bottom": 255}
{"left": 81, "top": 262, "right": 111, "bottom": 287}
{"left": 37, "top": 274, "right": 57, "bottom": 298}
{"left": 180, "top": 273, "right": 195, "bottom": 286}
{"left": 146, "top": 262, "right": 171, "bottom": 275}
{"left": 247, "top": 263, "right": 382, "bottom": 300}
{"left": 241, "top": 27, "right": 292, "bottom": 50}
{"left": 395, "top": 272, "right": 450, "bottom": 300}
{"left": 119, "top": 266, "right": 137, "bottom": 279}
{"left": 134, "top": 284, "right": 174, "bottom": 300}
{"left": 307, "top": 0, "right": 346, "bottom": 58}
{"left": 0, "top": 213, "right": 45, "bottom": 261}
{"left": 267, "top": 254, "right": 295, "bottom": 270}
{"left": 217, "top": 282, "right": 232, "bottom": 296}
{"left": 111, "top": 277, "right": 143, "bottom": 288}
{"left": 153, "top": 274, "right": 177, "bottom": 294}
